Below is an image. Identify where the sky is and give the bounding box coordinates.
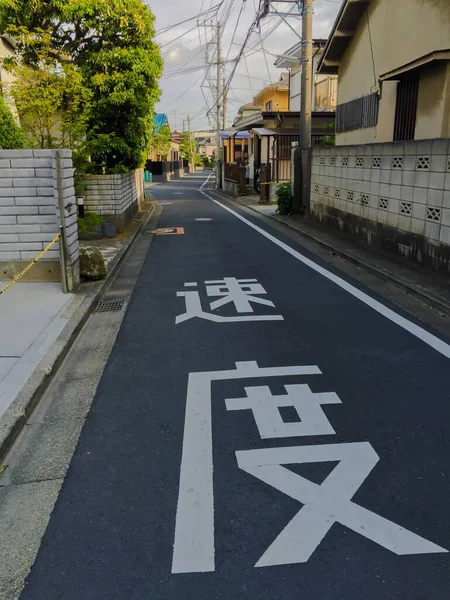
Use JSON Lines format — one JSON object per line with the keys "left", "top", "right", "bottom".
{"left": 148, "top": 0, "right": 343, "bottom": 132}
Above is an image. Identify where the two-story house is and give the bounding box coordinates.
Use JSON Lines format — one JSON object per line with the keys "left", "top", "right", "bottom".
{"left": 318, "top": 0, "right": 450, "bottom": 145}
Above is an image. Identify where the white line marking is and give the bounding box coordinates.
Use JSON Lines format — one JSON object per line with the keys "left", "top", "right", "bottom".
{"left": 199, "top": 172, "right": 213, "bottom": 190}
{"left": 171, "top": 361, "right": 321, "bottom": 574}
{"left": 201, "top": 191, "right": 450, "bottom": 360}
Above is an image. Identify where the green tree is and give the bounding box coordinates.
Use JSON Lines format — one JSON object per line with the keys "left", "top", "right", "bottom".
{"left": 0, "top": 95, "right": 24, "bottom": 149}
{"left": 152, "top": 123, "right": 171, "bottom": 160}
{"left": 179, "top": 131, "right": 195, "bottom": 162}
{"left": 0, "top": 0, "right": 162, "bottom": 169}
{"left": 6, "top": 31, "right": 92, "bottom": 150}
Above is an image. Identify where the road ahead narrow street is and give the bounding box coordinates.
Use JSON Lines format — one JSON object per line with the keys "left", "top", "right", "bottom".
{"left": 15, "top": 173, "right": 450, "bottom": 599}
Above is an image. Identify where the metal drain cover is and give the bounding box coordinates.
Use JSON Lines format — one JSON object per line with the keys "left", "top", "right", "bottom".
{"left": 93, "top": 299, "right": 126, "bottom": 313}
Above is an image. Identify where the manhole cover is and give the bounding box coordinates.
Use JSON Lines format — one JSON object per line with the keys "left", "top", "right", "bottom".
{"left": 195, "top": 218, "right": 212, "bottom": 221}
{"left": 93, "top": 299, "right": 126, "bottom": 313}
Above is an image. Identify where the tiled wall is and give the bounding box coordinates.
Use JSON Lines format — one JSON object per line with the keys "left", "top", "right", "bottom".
{"left": 0, "top": 149, "right": 79, "bottom": 287}
{"left": 311, "top": 139, "right": 450, "bottom": 248}
{"left": 82, "top": 169, "right": 144, "bottom": 225}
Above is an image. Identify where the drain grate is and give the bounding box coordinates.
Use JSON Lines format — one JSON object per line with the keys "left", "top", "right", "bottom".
{"left": 93, "top": 299, "right": 126, "bottom": 313}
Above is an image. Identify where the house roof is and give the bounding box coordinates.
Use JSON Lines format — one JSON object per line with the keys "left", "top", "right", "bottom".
{"left": 253, "top": 73, "right": 289, "bottom": 105}
{"left": 153, "top": 113, "right": 168, "bottom": 133}
{"left": 317, "top": 0, "right": 371, "bottom": 75}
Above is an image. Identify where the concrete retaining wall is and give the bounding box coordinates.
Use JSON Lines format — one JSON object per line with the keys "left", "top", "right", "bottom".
{"left": 310, "top": 139, "right": 450, "bottom": 273}
{"left": 0, "top": 149, "right": 79, "bottom": 288}
{"left": 81, "top": 168, "right": 144, "bottom": 232}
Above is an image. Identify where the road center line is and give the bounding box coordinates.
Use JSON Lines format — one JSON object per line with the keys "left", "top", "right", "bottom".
{"left": 201, "top": 191, "right": 450, "bottom": 360}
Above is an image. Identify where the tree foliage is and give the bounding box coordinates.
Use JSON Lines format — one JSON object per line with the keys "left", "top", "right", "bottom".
{"left": 152, "top": 123, "right": 171, "bottom": 160}
{"left": 179, "top": 131, "right": 194, "bottom": 162}
{"left": 0, "top": 95, "right": 24, "bottom": 149}
{"left": 5, "top": 31, "right": 92, "bottom": 150}
{"left": 0, "top": 0, "right": 162, "bottom": 168}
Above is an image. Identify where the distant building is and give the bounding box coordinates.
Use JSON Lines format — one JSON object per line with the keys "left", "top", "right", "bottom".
{"left": 274, "top": 39, "right": 337, "bottom": 112}
{"left": 318, "top": 0, "right": 450, "bottom": 145}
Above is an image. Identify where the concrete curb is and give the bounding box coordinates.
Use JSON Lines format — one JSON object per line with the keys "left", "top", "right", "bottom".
{"left": 0, "top": 203, "right": 157, "bottom": 462}
{"left": 212, "top": 190, "right": 450, "bottom": 315}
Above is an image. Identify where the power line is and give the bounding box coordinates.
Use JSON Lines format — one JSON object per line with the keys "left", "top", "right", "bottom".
{"left": 160, "top": 72, "right": 205, "bottom": 110}
{"left": 154, "top": 3, "right": 223, "bottom": 36}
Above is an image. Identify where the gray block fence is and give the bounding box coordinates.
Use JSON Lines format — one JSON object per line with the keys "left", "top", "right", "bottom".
{"left": 0, "top": 149, "right": 80, "bottom": 290}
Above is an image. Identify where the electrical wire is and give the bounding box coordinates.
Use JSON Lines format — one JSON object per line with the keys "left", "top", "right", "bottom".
{"left": 160, "top": 72, "right": 205, "bottom": 110}
{"left": 155, "top": 3, "right": 223, "bottom": 36}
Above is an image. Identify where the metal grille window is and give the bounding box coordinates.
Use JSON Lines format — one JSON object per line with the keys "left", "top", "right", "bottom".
{"left": 393, "top": 74, "right": 419, "bottom": 141}
{"left": 336, "top": 93, "right": 379, "bottom": 132}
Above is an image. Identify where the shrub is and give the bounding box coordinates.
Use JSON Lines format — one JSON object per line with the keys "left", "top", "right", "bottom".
{"left": 0, "top": 96, "right": 24, "bottom": 149}
{"left": 77, "top": 212, "right": 103, "bottom": 233}
{"left": 106, "top": 164, "right": 129, "bottom": 174}
{"left": 275, "top": 182, "right": 292, "bottom": 215}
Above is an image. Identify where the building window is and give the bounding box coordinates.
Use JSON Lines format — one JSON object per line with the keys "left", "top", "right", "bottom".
{"left": 265, "top": 100, "right": 273, "bottom": 111}
{"left": 336, "top": 93, "right": 379, "bottom": 133}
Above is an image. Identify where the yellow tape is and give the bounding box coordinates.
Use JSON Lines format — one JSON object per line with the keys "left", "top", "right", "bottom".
{"left": 259, "top": 181, "right": 288, "bottom": 185}
{"left": 0, "top": 233, "right": 61, "bottom": 296}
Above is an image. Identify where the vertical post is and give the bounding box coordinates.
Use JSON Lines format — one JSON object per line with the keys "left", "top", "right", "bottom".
{"left": 298, "top": 0, "right": 313, "bottom": 216}
{"left": 223, "top": 77, "right": 227, "bottom": 130}
{"left": 187, "top": 114, "right": 195, "bottom": 173}
{"left": 216, "top": 23, "right": 221, "bottom": 189}
{"left": 55, "top": 152, "right": 69, "bottom": 294}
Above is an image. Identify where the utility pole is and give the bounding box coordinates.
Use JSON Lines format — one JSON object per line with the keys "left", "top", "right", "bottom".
{"left": 222, "top": 77, "right": 227, "bottom": 130}
{"left": 215, "top": 23, "right": 221, "bottom": 189}
{"left": 298, "top": 0, "right": 313, "bottom": 216}
{"left": 187, "top": 114, "right": 195, "bottom": 174}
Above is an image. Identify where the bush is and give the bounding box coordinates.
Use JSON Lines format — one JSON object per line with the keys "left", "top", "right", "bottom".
{"left": 0, "top": 96, "right": 24, "bottom": 149}
{"left": 275, "top": 182, "right": 292, "bottom": 215}
{"left": 106, "top": 164, "right": 129, "bottom": 174}
{"left": 77, "top": 212, "right": 103, "bottom": 233}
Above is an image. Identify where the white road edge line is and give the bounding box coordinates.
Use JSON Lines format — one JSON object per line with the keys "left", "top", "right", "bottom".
{"left": 199, "top": 172, "right": 213, "bottom": 190}
{"left": 201, "top": 191, "right": 450, "bottom": 360}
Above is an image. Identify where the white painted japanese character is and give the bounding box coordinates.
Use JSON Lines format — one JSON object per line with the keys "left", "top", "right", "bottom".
{"left": 206, "top": 278, "right": 275, "bottom": 313}
{"left": 237, "top": 443, "right": 447, "bottom": 567}
{"left": 225, "top": 384, "right": 341, "bottom": 438}
{"left": 176, "top": 279, "right": 283, "bottom": 324}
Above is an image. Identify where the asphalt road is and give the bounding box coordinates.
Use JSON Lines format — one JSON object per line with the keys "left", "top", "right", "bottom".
{"left": 21, "top": 173, "right": 450, "bottom": 599}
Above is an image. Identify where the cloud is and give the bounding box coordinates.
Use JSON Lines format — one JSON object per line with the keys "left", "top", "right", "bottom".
{"left": 147, "top": 0, "right": 342, "bottom": 130}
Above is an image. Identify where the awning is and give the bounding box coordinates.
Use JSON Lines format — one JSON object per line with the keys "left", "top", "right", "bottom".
{"left": 221, "top": 131, "right": 250, "bottom": 139}
{"left": 252, "top": 128, "right": 300, "bottom": 137}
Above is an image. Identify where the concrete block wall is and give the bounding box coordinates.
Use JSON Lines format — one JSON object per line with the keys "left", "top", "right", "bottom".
{"left": 82, "top": 168, "right": 144, "bottom": 232}
{"left": 310, "top": 138, "right": 450, "bottom": 272}
{"left": 0, "top": 149, "right": 79, "bottom": 287}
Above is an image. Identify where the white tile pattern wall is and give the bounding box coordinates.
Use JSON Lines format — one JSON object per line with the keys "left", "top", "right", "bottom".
{"left": 311, "top": 139, "right": 450, "bottom": 247}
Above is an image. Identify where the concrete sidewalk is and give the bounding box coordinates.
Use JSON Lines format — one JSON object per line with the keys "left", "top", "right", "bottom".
{"left": 0, "top": 200, "right": 155, "bottom": 459}
{"left": 0, "top": 283, "right": 74, "bottom": 417}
